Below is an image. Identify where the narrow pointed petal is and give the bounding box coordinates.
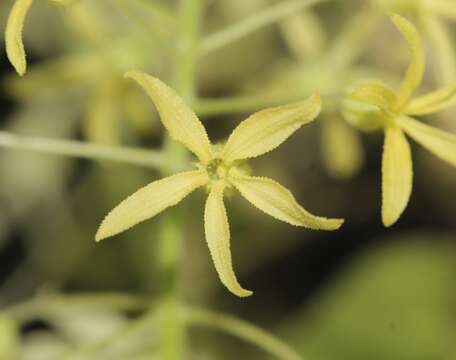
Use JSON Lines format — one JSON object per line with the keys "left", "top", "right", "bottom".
{"left": 381, "top": 124, "right": 413, "bottom": 227}
{"left": 84, "top": 80, "right": 120, "bottom": 145}
{"left": 221, "top": 94, "right": 321, "bottom": 163}
{"left": 422, "top": 14, "right": 456, "bottom": 85}
{"left": 5, "top": 0, "right": 34, "bottom": 76}
{"left": 230, "top": 174, "right": 343, "bottom": 230}
{"left": 398, "top": 116, "right": 456, "bottom": 167}
{"left": 204, "top": 181, "right": 252, "bottom": 297}
{"left": 403, "top": 84, "right": 456, "bottom": 115}
{"left": 390, "top": 14, "right": 425, "bottom": 109}
{"left": 96, "top": 170, "right": 209, "bottom": 241}
{"left": 279, "top": 10, "right": 327, "bottom": 61}
{"left": 125, "top": 71, "right": 213, "bottom": 164}
{"left": 350, "top": 83, "right": 397, "bottom": 111}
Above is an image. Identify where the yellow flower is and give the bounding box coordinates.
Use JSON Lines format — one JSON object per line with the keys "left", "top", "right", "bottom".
{"left": 374, "top": 0, "right": 456, "bottom": 84}
{"left": 263, "top": 7, "right": 382, "bottom": 180}
{"left": 5, "top": 0, "right": 77, "bottom": 76}
{"left": 95, "top": 71, "right": 344, "bottom": 297}
{"left": 349, "top": 14, "right": 456, "bottom": 227}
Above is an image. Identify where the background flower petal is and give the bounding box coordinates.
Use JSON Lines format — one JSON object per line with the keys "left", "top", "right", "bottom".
{"left": 5, "top": 0, "right": 34, "bottom": 76}
{"left": 390, "top": 14, "right": 425, "bottom": 110}
{"left": 350, "top": 83, "right": 397, "bottom": 111}
{"left": 398, "top": 116, "right": 456, "bottom": 167}
{"left": 403, "top": 84, "right": 456, "bottom": 115}
{"left": 381, "top": 123, "right": 413, "bottom": 227}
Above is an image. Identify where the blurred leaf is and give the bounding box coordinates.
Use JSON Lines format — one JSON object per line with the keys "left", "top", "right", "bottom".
{"left": 282, "top": 233, "right": 455, "bottom": 360}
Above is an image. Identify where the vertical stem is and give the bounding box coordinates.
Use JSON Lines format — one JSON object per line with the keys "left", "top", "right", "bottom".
{"left": 158, "top": 0, "right": 205, "bottom": 359}
{"left": 174, "top": 0, "right": 204, "bottom": 102}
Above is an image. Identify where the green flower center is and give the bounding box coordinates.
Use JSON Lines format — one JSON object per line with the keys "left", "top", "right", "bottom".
{"left": 206, "top": 158, "right": 230, "bottom": 181}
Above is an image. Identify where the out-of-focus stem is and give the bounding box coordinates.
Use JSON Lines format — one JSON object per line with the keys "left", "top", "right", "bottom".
{"left": 326, "top": 7, "right": 381, "bottom": 73}
{"left": 194, "top": 94, "right": 309, "bottom": 116}
{"left": 0, "top": 132, "right": 165, "bottom": 169}
{"left": 184, "top": 307, "right": 303, "bottom": 360}
{"left": 201, "top": 0, "right": 329, "bottom": 54}
{"left": 157, "top": 1, "right": 205, "bottom": 359}
{"left": 4, "top": 294, "right": 303, "bottom": 360}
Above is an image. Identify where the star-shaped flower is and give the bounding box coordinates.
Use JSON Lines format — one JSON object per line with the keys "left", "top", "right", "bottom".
{"left": 349, "top": 14, "right": 456, "bottom": 227}
{"left": 95, "top": 71, "right": 344, "bottom": 297}
{"left": 5, "top": 0, "right": 77, "bottom": 76}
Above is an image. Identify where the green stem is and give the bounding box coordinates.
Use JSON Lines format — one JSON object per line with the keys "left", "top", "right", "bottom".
{"left": 4, "top": 294, "right": 303, "bottom": 360}
{"left": 194, "top": 94, "right": 308, "bottom": 116}
{"left": 201, "top": 0, "right": 329, "bottom": 54}
{"left": 173, "top": 0, "right": 205, "bottom": 101}
{"left": 0, "top": 131, "right": 165, "bottom": 169}
{"left": 184, "top": 307, "right": 303, "bottom": 360}
{"left": 156, "top": 1, "right": 205, "bottom": 359}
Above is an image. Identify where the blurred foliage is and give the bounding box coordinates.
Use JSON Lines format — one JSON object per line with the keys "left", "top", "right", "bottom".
{"left": 282, "top": 233, "right": 455, "bottom": 360}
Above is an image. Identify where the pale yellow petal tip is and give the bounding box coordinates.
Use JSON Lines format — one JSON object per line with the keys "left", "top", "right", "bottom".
{"left": 6, "top": 29, "right": 27, "bottom": 77}
{"left": 94, "top": 219, "right": 115, "bottom": 242}
{"left": 389, "top": 13, "right": 409, "bottom": 26}
{"left": 124, "top": 70, "right": 142, "bottom": 80}
{"left": 382, "top": 212, "right": 400, "bottom": 228}
{"left": 94, "top": 227, "right": 108, "bottom": 242}
{"left": 230, "top": 287, "right": 253, "bottom": 298}
{"left": 13, "top": 62, "right": 26, "bottom": 77}
{"left": 313, "top": 218, "right": 344, "bottom": 231}
{"left": 327, "top": 218, "right": 345, "bottom": 230}
{"left": 310, "top": 91, "right": 322, "bottom": 110}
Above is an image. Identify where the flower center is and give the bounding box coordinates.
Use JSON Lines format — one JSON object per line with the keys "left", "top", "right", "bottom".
{"left": 206, "top": 158, "right": 230, "bottom": 181}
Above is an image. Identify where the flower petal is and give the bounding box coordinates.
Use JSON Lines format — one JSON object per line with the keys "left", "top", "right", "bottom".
{"left": 204, "top": 181, "right": 252, "bottom": 297}
{"left": 422, "top": 14, "right": 456, "bottom": 85}
{"left": 221, "top": 93, "right": 321, "bottom": 163}
{"left": 125, "top": 71, "right": 213, "bottom": 164}
{"left": 320, "top": 115, "right": 364, "bottom": 179}
{"left": 279, "top": 10, "right": 326, "bottom": 61}
{"left": 350, "top": 83, "right": 397, "bottom": 111}
{"left": 230, "top": 174, "right": 343, "bottom": 230}
{"left": 398, "top": 116, "right": 456, "bottom": 167}
{"left": 84, "top": 80, "right": 120, "bottom": 145}
{"left": 5, "top": 0, "right": 34, "bottom": 76}
{"left": 96, "top": 170, "right": 209, "bottom": 241}
{"left": 342, "top": 98, "right": 385, "bottom": 132}
{"left": 381, "top": 123, "right": 413, "bottom": 227}
{"left": 390, "top": 14, "right": 425, "bottom": 109}
{"left": 403, "top": 84, "right": 456, "bottom": 115}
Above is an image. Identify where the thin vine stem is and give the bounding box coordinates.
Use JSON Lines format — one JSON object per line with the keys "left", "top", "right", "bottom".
{"left": 184, "top": 307, "right": 303, "bottom": 360}
{"left": 156, "top": 0, "right": 206, "bottom": 359}
{"left": 3, "top": 293, "right": 303, "bottom": 360}
{"left": 194, "top": 92, "right": 341, "bottom": 116}
{"left": 194, "top": 94, "right": 308, "bottom": 116}
{"left": 0, "top": 131, "right": 165, "bottom": 169}
{"left": 201, "top": 0, "right": 330, "bottom": 54}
